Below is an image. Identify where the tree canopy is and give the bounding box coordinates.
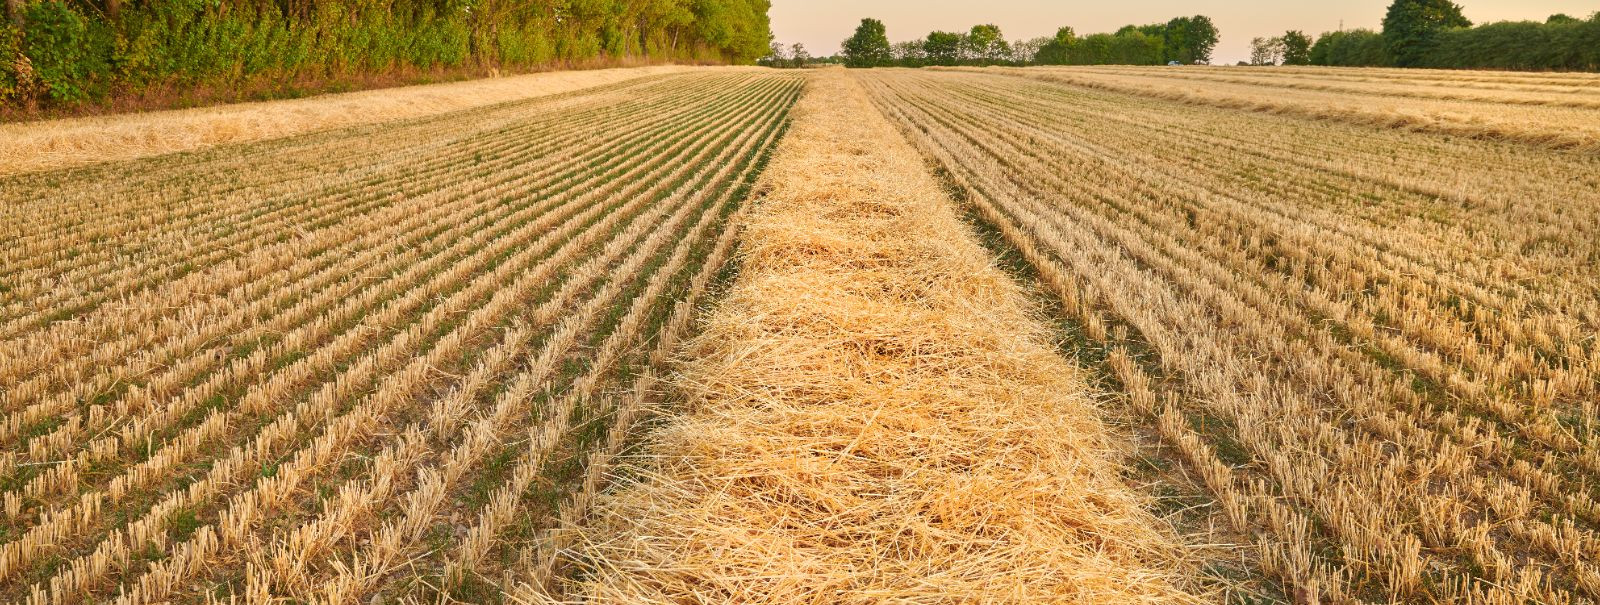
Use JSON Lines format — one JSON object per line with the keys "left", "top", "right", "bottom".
{"left": 1382, "top": 0, "right": 1472, "bottom": 66}
{"left": 1032, "top": 16, "right": 1216, "bottom": 66}
{"left": 841, "top": 17, "right": 892, "bottom": 67}
{"left": 1163, "top": 16, "right": 1219, "bottom": 64}
{"left": 1309, "top": 29, "right": 1390, "bottom": 66}
{"left": 924, "top": 30, "right": 963, "bottom": 66}
{"left": 1281, "top": 30, "right": 1312, "bottom": 65}
{"left": 965, "top": 24, "right": 1009, "bottom": 63}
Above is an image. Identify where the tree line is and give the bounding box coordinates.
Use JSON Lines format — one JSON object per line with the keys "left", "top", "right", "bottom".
{"left": 809, "top": 16, "right": 1218, "bottom": 68}
{"left": 1248, "top": 0, "right": 1599, "bottom": 70}
{"left": 0, "top": 0, "right": 773, "bottom": 109}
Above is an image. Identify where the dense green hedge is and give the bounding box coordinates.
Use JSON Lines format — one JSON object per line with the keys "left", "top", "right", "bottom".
{"left": 1419, "top": 15, "right": 1600, "bottom": 70}
{"left": 1, "top": 0, "right": 772, "bottom": 108}
{"left": 1035, "top": 17, "right": 1218, "bottom": 66}
{"left": 1309, "top": 29, "right": 1391, "bottom": 67}
{"left": 1312, "top": 12, "right": 1600, "bottom": 70}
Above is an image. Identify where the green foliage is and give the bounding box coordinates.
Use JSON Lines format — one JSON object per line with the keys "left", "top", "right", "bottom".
{"left": 1420, "top": 14, "right": 1600, "bottom": 70}
{"left": 4, "top": 0, "right": 773, "bottom": 110}
{"left": 965, "top": 24, "right": 1008, "bottom": 63}
{"left": 1034, "top": 26, "right": 1076, "bottom": 65}
{"left": 1033, "top": 16, "right": 1213, "bottom": 66}
{"left": 21, "top": 1, "right": 112, "bottom": 103}
{"left": 1317, "top": 11, "right": 1599, "bottom": 70}
{"left": 1281, "top": 30, "right": 1312, "bottom": 65}
{"left": 0, "top": 23, "right": 24, "bottom": 103}
{"left": 692, "top": 0, "right": 773, "bottom": 63}
{"left": 1309, "top": 29, "right": 1390, "bottom": 66}
{"left": 923, "top": 30, "right": 962, "bottom": 66}
{"left": 1163, "top": 15, "right": 1218, "bottom": 64}
{"left": 831, "top": 14, "right": 1214, "bottom": 69}
{"left": 1063, "top": 29, "right": 1163, "bottom": 65}
{"left": 841, "top": 17, "right": 891, "bottom": 67}
{"left": 1382, "top": 0, "right": 1471, "bottom": 66}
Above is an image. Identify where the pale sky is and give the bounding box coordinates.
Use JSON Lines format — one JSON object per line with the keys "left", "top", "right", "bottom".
{"left": 770, "top": 0, "right": 1599, "bottom": 65}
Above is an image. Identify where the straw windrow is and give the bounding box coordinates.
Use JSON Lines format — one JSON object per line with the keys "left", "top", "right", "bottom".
{"left": 547, "top": 70, "right": 1200, "bottom": 603}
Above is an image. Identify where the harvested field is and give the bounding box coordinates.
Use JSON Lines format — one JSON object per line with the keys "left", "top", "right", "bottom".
{"left": 863, "top": 67, "right": 1600, "bottom": 604}
{"left": 0, "top": 65, "right": 697, "bottom": 176}
{"left": 544, "top": 68, "right": 1200, "bottom": 604}
{"left": 960, "top": 65, "right": 1600, "bottom": 152}
{"left": 5, "top": 61, "right": 1599, "bottom": 605}
{"left": 0, "top": 69, "right": 799, "bottom": 603}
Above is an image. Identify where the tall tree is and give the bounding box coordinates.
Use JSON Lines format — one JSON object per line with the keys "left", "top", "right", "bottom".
{"left": 841, "top": 17, "right": 892, "bottom": 67}
{"left": 1158, "top": 15, "right": 1219, "bottom": 64}
{"left": 1250, "top": 36, "right": 1285, "bottom": 65}
{"left": 923, "top": 30, "right": 963, "bottom": 66}
{"left": 1281, "top": 30, "right": 1312, "bottom": 64}
{"left": 966, "top": 23, "right": 1009, "bottom": 63}
{"left": 1183, "top": 15, "right": 1219, "bottom": 63}
{"left": 1034, "top": 26, "right": 1077, "bottom": 65}
{"left": 1382, "top": 0, "right": 1471, "bottom": 66}
{"left": 788, "top": 42, "right": 810, "bottom": 67}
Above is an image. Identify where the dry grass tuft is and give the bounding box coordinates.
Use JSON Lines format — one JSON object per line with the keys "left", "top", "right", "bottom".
{"left": 546, "top": 70, "right": 1200, "bottom": 603}
{"left": 0, "top": 65, "right": 703, "bottom": 176}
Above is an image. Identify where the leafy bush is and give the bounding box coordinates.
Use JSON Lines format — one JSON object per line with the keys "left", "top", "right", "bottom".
{"left": 1315, "top": 5, "right": 1600, "bottom": 70}
{"left": 0, "top": 23, "right": 25, "bottom": 103}
{"left": 22, "top": 1, "right": 113, "bottom": 103}
{"left": 1421, "top": 14, "right": 1600, "bottom": 70}
{"left": 1310, "top": 29, "right": 1391, "bottom": 66}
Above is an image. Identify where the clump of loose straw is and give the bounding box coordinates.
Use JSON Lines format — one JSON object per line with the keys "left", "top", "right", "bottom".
{"left": 544, "top": 70, "right": 1202, "bottom": 603}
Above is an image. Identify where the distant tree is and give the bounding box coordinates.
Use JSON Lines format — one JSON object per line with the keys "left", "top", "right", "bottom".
{"left": 1077, "top": 33, "right": 1116, "bottom": 64}
{"left": 842, "top": 17, "right": 893, "bottom": 67}
{"left": 789, "top": 43, "right": 811, "bottom": 67}
{"left": 1185, "top": 15, "right": 1220, "bottom": 63}
{"left": 1162, "top": 16, "right": 1191, "bottom": 63}
{"left": 1161, "top": 15, "right": 1218, "bottom": 63}
{"left": 757, "top": 41, "right": 787, "bottom": 67}
{"left": 1382, "top": 0, "right": 1471, "bottom": 66}
{"left": 1250, "top": 36, "right": 1285, "bottom": 65}
{"left": 1281, "top": 30, "right": 1312, "bottom": 64}
{"left": 892, "top": 40, "right": 926, "bottom": 66}
{"left": 924, "top": 30, "right": 963, "bottom": 66}
{"left": 1310, "top": 28, "right": 1389, "bottom": 66}
{"left": 1546, "top": 13, "right": 1580, "bottom": 25}
{"left": 966, "top": 24, "right": 1009, "bottom": 63}
{"left": 1109, "top": 29, "right": 1164, "bottom": 64}
{"left": 1012, "top": 36, "right": 1047, "bottom": 64}
{"left": 1034, "top": 26, "right": 1077, "bottom": 65}
{"left": 1422, "top": 15, "right": 1600, "bottom": 70}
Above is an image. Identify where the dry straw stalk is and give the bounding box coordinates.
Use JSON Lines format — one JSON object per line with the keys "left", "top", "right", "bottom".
{"left": 549, "top": 70, "right": 1200, "bottom": 603}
